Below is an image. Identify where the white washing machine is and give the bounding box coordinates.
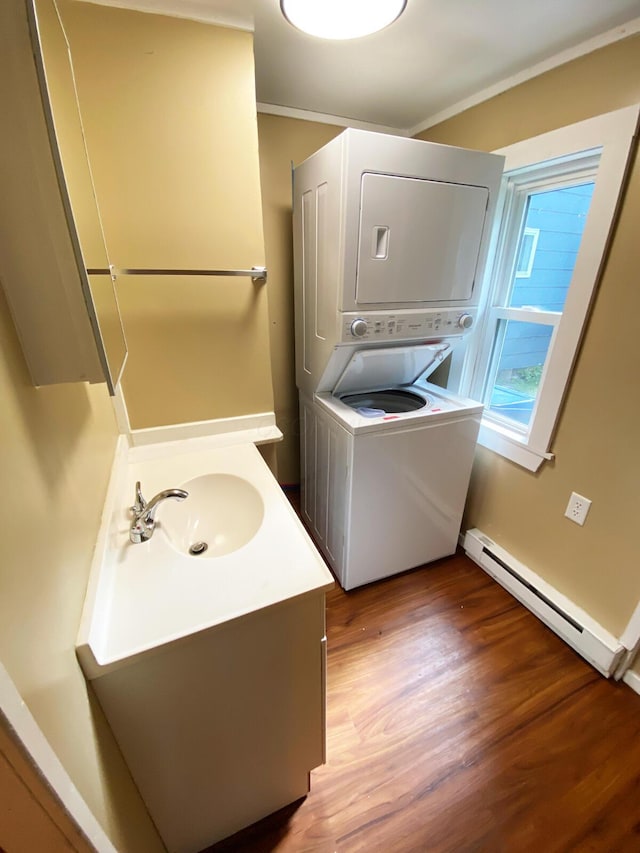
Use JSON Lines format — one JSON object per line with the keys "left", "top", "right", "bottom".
{"left": 300, "top": 343, "right": 482, "bottom": 590}
{"left": 292, "top": 129, "right": 504, "bottom": 589}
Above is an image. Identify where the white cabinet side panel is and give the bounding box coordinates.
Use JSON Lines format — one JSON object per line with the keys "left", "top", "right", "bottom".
{"left": 300, "top": 397, "right": 316, "bottom": 529}
{"left": 301, "top": 188, "right": 315, "bottom": 379}
{"left": 326, "top": 419, "right": 349, "bottom": 567}
{"left": 91, "top": 596, "right": 326, "bottom": 853}
{"left": 315, "top": 414, "right": 329, "bottom": 545}
{"left": 316, "top": 182, "right": 329, "bottom": 340}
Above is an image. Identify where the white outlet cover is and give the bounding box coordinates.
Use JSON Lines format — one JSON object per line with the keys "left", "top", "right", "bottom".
{"left": 565, "top": 491, "right": 592, "bottom": 526}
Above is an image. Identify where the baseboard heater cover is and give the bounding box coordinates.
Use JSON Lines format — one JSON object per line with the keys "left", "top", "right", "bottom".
{"left": 463, "top": 528, "right": 624, "bottom": 678}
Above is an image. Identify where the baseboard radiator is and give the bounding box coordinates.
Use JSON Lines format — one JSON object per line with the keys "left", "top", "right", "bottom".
{"left": 463, "top": 528, "right": 625, "bottom": 678}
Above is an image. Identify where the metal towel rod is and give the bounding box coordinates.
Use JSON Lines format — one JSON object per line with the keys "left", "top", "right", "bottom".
{"left": 87, "top": 265, "right": 268, "bottom": 284}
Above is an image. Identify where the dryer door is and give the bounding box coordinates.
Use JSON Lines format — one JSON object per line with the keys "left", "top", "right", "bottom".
{"left": 356, "top": 173, "right": 489, "bottom": 305}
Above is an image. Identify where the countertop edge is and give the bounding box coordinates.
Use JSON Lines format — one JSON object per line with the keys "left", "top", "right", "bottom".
{"left": 76, "top": 434, "right": 334, "bottom": 680}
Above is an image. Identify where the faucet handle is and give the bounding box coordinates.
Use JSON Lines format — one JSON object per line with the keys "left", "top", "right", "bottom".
{"left": 132, "top": 481, "right": 146, "bottom": 515}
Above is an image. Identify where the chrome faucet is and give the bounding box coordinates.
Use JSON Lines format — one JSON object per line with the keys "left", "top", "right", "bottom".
{"left": 129, "top": 480, "right": 188, "bottom": 544}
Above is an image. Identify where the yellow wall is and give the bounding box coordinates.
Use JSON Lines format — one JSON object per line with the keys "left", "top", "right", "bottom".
{"left": 257, "top": 114, "right": 342, "bottom": 483}
{"left": 0, "top": 283, "right": 163, "bottom": 850}
{"left": 59, "top": 1, "right": 274, "bottom": 430}
{"left": 1, "top": 21, "right": 637, "bottom": 853}
{"left": 416, "top": 36, "right": 640, "bottom": 638}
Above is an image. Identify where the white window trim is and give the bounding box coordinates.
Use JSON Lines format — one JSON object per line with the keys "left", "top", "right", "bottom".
{"left": 461, "top": 104, "right": 640, "bottom": 472}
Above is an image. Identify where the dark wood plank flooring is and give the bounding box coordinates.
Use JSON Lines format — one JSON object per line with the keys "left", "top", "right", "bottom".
{"left": 206, "top": 551, "right": 640, "bottom": 852}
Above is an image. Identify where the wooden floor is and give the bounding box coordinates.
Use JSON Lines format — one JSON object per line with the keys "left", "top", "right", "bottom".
{"left": 207, "top": 551, "right": 640, "bottom": 853}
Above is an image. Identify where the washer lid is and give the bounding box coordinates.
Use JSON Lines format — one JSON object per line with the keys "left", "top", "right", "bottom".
{"left": 333, "top": 343, "right": 454, "bottom": 396}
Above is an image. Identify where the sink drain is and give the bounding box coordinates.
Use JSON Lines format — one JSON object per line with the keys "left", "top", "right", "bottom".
{"left": 188, "top": 541, "right": 208, "bottom": 556}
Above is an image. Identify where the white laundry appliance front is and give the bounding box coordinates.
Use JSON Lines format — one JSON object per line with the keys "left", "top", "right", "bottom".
{"left": 292, "top": 129, "right": 504, "bottom": 589}
{"left": 300, "top": 343, "right": 482, "bottom": 590}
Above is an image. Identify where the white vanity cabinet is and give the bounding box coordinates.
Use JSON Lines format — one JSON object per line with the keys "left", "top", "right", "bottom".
{"left": 77, "top": 441, "right": 334, "bottom": 851}
{"left": 91, "top": 591, "right": 327, "bottom": 853}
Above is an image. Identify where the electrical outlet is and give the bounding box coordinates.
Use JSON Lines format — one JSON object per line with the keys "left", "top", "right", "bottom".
{"left": 565, "top": 492, "right": 591, "bottom": 526}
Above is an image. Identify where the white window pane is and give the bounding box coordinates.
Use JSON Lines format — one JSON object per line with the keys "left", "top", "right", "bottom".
{"left": 509, "top": 182, "right": 594, "bottom": 311}
{"left": 487, "top": 320, "right": 553, "bottom": 428}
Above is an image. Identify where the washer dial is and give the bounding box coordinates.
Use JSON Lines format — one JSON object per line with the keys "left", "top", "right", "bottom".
{"left": 350, "top": 318, "right": 369, "bottom": 337}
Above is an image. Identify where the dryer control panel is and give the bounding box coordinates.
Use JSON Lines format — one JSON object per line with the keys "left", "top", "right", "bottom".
{"left": 340, "top": 309, "right": 476, "bottom": 343}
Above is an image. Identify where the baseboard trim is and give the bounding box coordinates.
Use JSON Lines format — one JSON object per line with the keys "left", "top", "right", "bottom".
{"left": 623, "top": 668, "right": 640, "bottom": 695}
{"left": 463, "top": 528, "right": 624, "bottom": 677}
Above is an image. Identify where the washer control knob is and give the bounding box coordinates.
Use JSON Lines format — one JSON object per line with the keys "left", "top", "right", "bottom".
{"left": 458, "top": 313, "right": 473, "bottom": 330}
{"left": 350, "top": 318, "right": 368, "bottom": 338}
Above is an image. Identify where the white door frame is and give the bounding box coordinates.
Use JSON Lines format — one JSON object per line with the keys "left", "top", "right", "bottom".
{"left": 618, "top": 602, "right": 640, "bottom": 689}
{"left": 0, "top": 663, "right": 117, "bottom": 852}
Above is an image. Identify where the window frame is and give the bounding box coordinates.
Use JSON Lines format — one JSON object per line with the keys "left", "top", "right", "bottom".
{"left": 478, "top": 161, "right": 599, "bottom": 439}
{"left": 460, "top": 105, "right": 640, "bottom": 472}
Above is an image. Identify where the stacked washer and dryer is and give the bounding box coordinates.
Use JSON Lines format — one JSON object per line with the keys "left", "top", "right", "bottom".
{"left": 293, "top": 130, "right": 504, "bottom": 590}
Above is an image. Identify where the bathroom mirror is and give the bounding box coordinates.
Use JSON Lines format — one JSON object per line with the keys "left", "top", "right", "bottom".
{"left": 0, "top": 0, "right": 127, "bottom": 394}
{"left": 33, "top": 0, "right": 128, "bottom": 392}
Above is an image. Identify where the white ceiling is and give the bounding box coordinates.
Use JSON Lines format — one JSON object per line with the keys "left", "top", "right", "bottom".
{"left": 82, "top": 0, "right": 640, "bottom": 133}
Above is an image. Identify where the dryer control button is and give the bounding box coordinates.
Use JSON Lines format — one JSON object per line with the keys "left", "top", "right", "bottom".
{"left": 350, "top": 318, "right": 369, "bottom": 337}
{"left": 458, "top": 313, "right": 473, "bottom": 329}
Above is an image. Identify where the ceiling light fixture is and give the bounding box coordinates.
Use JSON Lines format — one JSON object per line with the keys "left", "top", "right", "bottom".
{"left": 280, "top": 0, "right": 407, "bottom": 41}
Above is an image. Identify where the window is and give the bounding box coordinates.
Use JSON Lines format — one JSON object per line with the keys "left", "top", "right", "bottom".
{"left": 484, "top": 167, "right": 597, "bottom": 432}
{"left": 461, "top": 105, "right": 639, "bottom": 472}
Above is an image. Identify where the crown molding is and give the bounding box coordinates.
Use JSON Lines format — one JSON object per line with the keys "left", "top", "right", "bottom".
{"left": 256, "top": 102, "right": 406, "bottom": 136}
{"left": 407, "top": 17, "right": 640, "bottom": 137}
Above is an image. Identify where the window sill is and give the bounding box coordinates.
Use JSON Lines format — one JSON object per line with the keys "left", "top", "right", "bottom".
{"left": 477, "top": 419, "right": 553, "bottom": 472}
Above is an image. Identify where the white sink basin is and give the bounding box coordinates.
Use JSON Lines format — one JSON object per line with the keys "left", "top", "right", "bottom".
{"left": 76, "top": 440, "right": 335, "bottom": 675}
{"left": 160, "top": 473, "right": 264, "bottom": 558}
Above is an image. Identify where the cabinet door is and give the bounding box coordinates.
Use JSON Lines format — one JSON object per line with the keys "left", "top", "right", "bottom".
{"left": 0, "top": 0, "right": 126, "bottom": 392}
{"left": 355, "top": 173, "right": 489, "bottom": 305}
